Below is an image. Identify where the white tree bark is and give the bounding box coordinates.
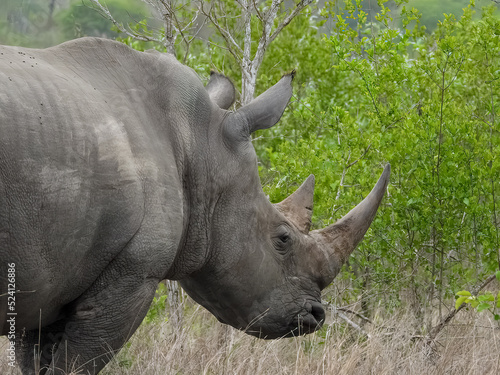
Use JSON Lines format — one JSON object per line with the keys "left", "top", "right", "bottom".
{"left": 165, "top": 279, "right": 183, "bottom": 336}
{"left": 203, "top": 0, "right": 313, "bottom": 105}
{"left": 159, "top": 0, "right": 177, "bottom": 55}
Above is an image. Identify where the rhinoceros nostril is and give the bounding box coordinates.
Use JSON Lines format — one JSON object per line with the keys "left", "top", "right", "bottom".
{"left": 308, "top": 301, "right": 325, "bottom": 325}
{"left": 295, "top": 300, "right": 325, "bottom": 334}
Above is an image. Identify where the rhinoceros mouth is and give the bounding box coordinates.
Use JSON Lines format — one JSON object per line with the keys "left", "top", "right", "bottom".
{"left": 243, "top": 300, "right": 325, "bottom": 339}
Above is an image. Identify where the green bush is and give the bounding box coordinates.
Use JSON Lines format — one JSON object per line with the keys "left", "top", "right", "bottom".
{"left": 56, "top": 0, "right": 148, "bottom": 40}
{"left": 255, "top": 0, "right": 500, "bottom": 314}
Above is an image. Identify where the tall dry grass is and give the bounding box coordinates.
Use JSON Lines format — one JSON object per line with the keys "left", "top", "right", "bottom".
{"left": 1, "top": 298, "right": 499, "bottom": 374}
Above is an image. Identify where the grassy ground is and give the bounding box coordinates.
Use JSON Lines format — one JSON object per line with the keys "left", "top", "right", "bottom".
{"left": 2, "top": 298, "right": 499, "bottom": 375}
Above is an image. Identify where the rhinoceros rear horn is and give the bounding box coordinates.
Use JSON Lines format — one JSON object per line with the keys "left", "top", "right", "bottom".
{"left": 206, "top": 71, "right": 236, "bottom": 110}
{"left": 225, "top": 72, "right": 294, "bottom": 141}
{"left": 312, "top": 164, "right": 390, "bottom": 287}
{"left": 275, "top": 175, "right": 315, "bottom": 234}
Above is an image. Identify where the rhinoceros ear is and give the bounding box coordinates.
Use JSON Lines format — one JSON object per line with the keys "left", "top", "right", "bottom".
{"left": 226, "top": 72, "right": 294, "bottom": 140}
{"left": 206, "top": 71, "right": 236, "bottom": 110}
{"left": 275, "top": 175, "right": 315, "bottom": 234}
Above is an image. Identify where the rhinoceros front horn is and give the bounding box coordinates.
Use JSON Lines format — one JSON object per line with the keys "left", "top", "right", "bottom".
{"left": 311, "top": 164, "right": 390, "bottom": 288}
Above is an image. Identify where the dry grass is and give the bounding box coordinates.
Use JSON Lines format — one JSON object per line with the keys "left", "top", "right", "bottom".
{"left": 1, "top": 301, "right": 499, "bottom": 375}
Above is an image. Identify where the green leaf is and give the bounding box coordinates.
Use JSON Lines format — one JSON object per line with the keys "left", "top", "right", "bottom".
{"left": 496, "top": 271, "right": 500, "bottom": 282}
{"left": 456, "top": 290, "right": 472, "bottom": 297}
{"left": 477, "top": 302, "right": 491, "bottom": 312}
{"left": 495, "top": 314, "right": 500, "bottom": 321}
{"left": 455, "top": 296, "right": 468, "bottom": 309}
{"left": 478, "top": 294, "right": 495, "bottom": 302}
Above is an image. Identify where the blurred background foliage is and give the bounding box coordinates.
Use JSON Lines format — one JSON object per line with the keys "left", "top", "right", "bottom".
{"left": 2, "top": 1, "right": 497, "bottom": 47}
{"left": 2, "top": 0, "right": 500, "bottom": 327}
{"left": 0, "top": 0, "right": 149, "bottom": 47}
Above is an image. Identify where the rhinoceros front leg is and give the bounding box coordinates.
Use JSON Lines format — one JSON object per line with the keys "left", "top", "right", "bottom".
{"left": 31, "top": 277, "right": 158, "bottom": 375}
{"left": 16, "top": 324, "right": 65, "bottom": 375}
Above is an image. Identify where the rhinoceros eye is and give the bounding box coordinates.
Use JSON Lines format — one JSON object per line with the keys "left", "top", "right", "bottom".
{"left": 279, "top": 233, "right": 290, "bottom": 243}
{"left": 273, "top": 226, "right": 293, "bottom": 252}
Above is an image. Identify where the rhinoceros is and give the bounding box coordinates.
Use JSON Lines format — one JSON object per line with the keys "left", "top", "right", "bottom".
{"left": 0, "top": 37, "right": 389, "bottom": 374}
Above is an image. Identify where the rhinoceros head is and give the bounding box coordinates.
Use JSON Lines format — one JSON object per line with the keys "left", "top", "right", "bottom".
{"left": 179, "top": 71, "right": 390, "bottom": 339}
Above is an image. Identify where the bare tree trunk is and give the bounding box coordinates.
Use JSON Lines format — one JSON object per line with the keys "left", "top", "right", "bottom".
{"left": 204, "top": 0, "right": 313, "bottom": 105}
{"left": 241, "top": 0, "right": 253, "bottom": 105}
{"left": 47, "top": 0, "right": 56, "bottom": 28}
{"left": 360, "top": 257, "right": 371, "bottom": 323}
{"left": 165, "top": 280, "right": 183, "bottom": 337}
{"left": 161, "top": 0, "right": 176, "bottom": 56}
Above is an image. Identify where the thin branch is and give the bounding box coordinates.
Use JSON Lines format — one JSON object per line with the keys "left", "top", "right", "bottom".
{"left": 198, "top": 38, "right": 232, "bottom": 52}
{"left": 325, "top": 302, "right": 372, "bottom": 339}
{"left": 334, "top": 149, "right": 351, "bottom": 204}
{"left": 419, "top": 65, "right": 442, "bottom": 89}
{"left": 384, "top": 101, "right": 420, "bottom": 131}
{"left": 443, "top": 55, "right": 464, "bottom": 91}
{"left": 254, "top": 0, "right": 282, "bottom": 61}
{"left": 199, "top": 2, "right": 244, "bottom": 66}
{"left": 268, "top": 0, "right": 313, "bottom": 44}
{"left": 425, "top": 273, "right": 497, "bottom": 344}
{"left": 180, "top": 9, "right": 206, "bottom": 63}
{"left": 346, "top": 144, "right": 372, "bottom": 169}
{"left": 252, "top": 0, "right": 264, "bottom": 21}
{"left": 179, "top": 6, "right": 202, "bottom": 34}
{"left": 350, "top": 63, "right": 381, "bottom": 118}
{"left": 89, "top": 0, "right": 162, "bottom": 44}
{"left": 337, "top": 307, "right": 374, "bottom": 324}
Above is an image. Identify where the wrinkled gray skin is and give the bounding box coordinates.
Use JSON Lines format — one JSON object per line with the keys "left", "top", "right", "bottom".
{"left": 0, "top": 38, "right": 390, "bottom": 375}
